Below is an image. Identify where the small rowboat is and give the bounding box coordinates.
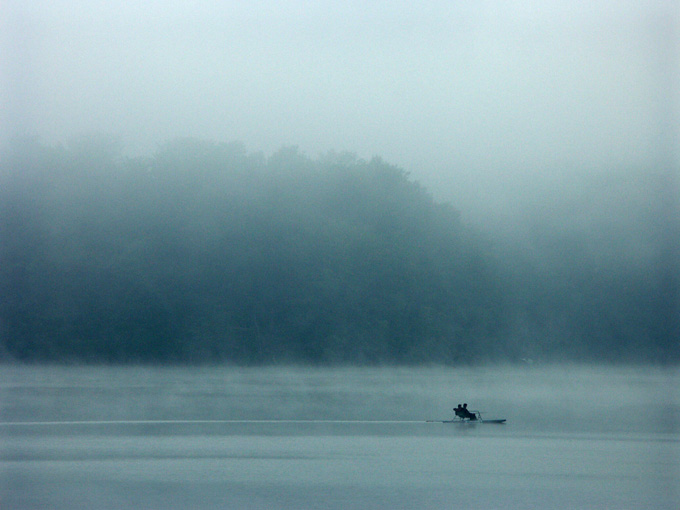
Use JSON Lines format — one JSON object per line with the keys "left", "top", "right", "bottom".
{"left": 438, "top": 418, "right": 506, "bottom": 424}
{"left": 427, "top": 410, "right": 506, "bottom": 424}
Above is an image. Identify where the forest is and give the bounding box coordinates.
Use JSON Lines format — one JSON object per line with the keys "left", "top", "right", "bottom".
{"left": 1, "top": 136, "right": 677, "bottom": 364}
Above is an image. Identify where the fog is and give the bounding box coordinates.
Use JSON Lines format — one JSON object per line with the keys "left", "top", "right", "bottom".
{"left": 3, "top": 8, "right": 678, "bottom": 505}
{"left": 2, "top": 138, "right": 676, "bottom": 363}
{"left": 2, "top": 1, "right": 677, "bottom": 216}
{"left": 2, "top": 364, "right": 677, "bottom": 435}
{"left": 1, "top": 1, "right": 678, "bottom": 365}
{"left": 1, "top": 365, "right": 678, "bottom": 509}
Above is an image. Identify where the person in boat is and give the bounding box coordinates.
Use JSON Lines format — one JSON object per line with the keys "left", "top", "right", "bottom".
{"left": 455, "top": 403, "right": 476, "bottom": 420}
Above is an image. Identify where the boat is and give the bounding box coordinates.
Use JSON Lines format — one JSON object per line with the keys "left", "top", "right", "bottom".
{"left": 439, "top": 418, "right": 506, "bottom": 424}
{"left": 427, "top": 410, "right": 506, "bottom": 424}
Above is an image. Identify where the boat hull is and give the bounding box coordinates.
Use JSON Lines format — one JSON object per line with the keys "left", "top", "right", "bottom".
{"left": 438, "top": 419, "right": 506, "bottom": 424}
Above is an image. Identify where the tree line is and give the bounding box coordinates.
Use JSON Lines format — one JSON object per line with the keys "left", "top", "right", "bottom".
{"left": 0, "top": 136, "right": 676, "bottom": 364}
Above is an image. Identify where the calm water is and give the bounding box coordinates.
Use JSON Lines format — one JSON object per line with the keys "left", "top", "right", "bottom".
{"left": 1, "top": 365, "right": 678, "bottom": 509}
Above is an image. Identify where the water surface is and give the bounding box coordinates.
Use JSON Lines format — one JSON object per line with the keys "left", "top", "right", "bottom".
{"left": 1, "top": 365, "right": 677, "bottom": 509}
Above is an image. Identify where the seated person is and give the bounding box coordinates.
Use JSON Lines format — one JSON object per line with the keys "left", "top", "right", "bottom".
{"left": 462, "top": 403, "right": 477, "bottom": 420}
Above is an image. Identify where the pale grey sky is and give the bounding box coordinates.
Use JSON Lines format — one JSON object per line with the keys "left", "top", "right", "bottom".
{"left": 2, "top": 0, "right": 677, "bottom": 216}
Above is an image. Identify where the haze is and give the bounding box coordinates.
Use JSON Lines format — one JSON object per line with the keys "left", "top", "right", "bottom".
{"left": 2, "top": 0, "right": 677, "bottom": 219}
{"left": 2, "top": 365, "right": 679, "bottom": 509}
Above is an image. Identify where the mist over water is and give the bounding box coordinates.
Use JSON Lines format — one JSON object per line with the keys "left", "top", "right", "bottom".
{"left": 1, "top": 1, "right": 679, "bottom": 506}
{"left": 1, "top": 365, "right": 678, "bottom": 509}
{"left": 2, "top": 364, "right": 677, "bottom": 434}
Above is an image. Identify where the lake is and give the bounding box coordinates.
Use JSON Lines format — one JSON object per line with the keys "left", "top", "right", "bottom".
{"left": 1, "top": 364, "right": 678, "bottom": 509}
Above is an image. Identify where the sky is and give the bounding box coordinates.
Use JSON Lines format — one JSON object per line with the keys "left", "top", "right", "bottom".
{"left": 1, "top": 0, "right": 678, "bottom": 218}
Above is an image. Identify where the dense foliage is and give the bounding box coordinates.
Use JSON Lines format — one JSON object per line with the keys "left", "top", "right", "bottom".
{"left": 1, "top": 137, "right": 676, "bottom": 363}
